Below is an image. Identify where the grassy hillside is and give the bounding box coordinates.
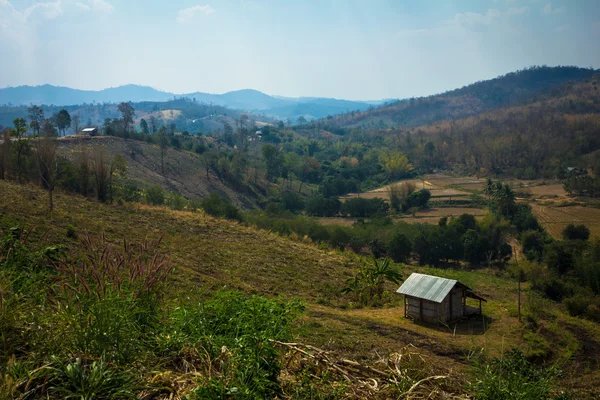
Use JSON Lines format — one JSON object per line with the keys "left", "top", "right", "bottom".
{"left": 2, "top": 180, "right": 600, "bottom": 398}
{"left": 324, "top": 66, "right": 597, "bottom": 129}
{"left": 56, "top": 135, "right": 264, "bottom": 208}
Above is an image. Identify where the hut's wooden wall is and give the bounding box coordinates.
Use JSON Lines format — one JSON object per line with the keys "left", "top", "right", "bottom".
{"left": 407, "top": 297, "right": 442, "bottom": 323}
{"left": 407, "top": 288, "right": 466, "bottom": 323}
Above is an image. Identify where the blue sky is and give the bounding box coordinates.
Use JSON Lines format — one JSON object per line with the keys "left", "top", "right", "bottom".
{"left": 1, "top": 0, "right": 599, "bottom": 100}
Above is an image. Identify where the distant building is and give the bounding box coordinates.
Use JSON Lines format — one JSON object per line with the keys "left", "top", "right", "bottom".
{"left": 81, "top": 127, "right": 98, "bottom": 136}
{"left": 396, "top": 273, "right": 486, "bottom": 324}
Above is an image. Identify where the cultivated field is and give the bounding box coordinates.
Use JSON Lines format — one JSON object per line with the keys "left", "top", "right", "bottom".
{"left": 532, "top": 204, "right": 600, "bottom": 239}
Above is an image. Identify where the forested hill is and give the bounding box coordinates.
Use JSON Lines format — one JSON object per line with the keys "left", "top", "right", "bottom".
{"left": 324, "top": 66, "right": 598, "bottom": 129}
{"left": 348, "top": 71, "right": 600, "bottom": 178}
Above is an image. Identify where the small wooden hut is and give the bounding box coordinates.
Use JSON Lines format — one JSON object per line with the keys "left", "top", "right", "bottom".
{"left": 396, "top": 273, "right": 486, "bottom": 324}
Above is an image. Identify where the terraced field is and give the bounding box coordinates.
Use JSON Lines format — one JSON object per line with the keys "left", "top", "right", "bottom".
{"left": 532, "top": 204, "right": 600, "bottom": 238}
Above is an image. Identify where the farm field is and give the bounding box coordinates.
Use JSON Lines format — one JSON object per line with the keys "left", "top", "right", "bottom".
{"left": 399, "top": 207, "right": 488, "bottom": 224}
{"left": 532, "top": 204, "right": 600, "bottom": 238}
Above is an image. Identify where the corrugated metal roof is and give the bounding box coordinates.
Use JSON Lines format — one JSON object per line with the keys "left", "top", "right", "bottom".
{"left": 396, "top": 273, "right": 458, "bottom": 303}
{"left": 82, "top": 128, "right": 97, "bottom": 132}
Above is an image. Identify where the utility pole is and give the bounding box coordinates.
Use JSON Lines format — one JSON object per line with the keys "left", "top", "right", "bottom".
{"left": 513, "top": 247, "right": 521, "bottom": 322}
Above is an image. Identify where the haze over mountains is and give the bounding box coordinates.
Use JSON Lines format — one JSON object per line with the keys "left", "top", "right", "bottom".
{"left": 0, "top": 84, "right": 392, "bottom": 120}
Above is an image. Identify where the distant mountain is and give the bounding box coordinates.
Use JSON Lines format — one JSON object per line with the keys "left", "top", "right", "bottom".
{"left": 0, "top": 84, "right": 390, "bottom": 121}
{"left": 323, "top": 66, "right": 598, "bottom": 129}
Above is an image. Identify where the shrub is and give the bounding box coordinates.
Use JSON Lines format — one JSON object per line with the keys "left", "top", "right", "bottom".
{"left": 145, "top": 185, "right": 165, "bottom": 205}
{"left": 329, "top": 226, "right": 351, "bottom": 250}
{"left": 173, "top": 292, "right": 303, "bottom": 399}
{"left": 280, "top": 191, "right": 304, "bottom": 213}
{"left": 66, "top": 224, "right": 77, "bottom": 239}
{"left": 470, "top": 349, "right": 563, "bottom": 400}
{"left": 166, "top": 191, "right": 187, "bottom": 211}
{"left": 201, "top": 193, "right": 242, "bottom": 221}
{"left": 387, "top": 233, "right": 411, "bottom": 263}
{"left": 562, "top": 224, "right": 590, "bottom": 241}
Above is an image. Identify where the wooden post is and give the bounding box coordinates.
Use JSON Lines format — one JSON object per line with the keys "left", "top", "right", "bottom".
{"left": 449, "top": 290, "right": 453, "bottom": 321}
{"left": 404, "top": 296, "right": 407, "bottom": 318}
{"left": 419, "top": 298, "right": 423, "bottom": 321}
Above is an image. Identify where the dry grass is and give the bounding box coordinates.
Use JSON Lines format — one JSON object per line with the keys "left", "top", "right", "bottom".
{"left": 532, "top": 204, "right": 600, "bottom": 239}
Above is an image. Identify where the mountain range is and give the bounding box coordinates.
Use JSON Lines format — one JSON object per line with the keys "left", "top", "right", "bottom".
{"left": 0, "top": 84, "right": 392, "bottom": 120}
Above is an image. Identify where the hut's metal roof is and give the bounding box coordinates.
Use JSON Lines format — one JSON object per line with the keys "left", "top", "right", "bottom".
{"left": 396, "top": 273, "right": 459, "bottom": 303}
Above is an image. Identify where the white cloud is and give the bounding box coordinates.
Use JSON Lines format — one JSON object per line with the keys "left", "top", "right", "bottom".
{"left": 177, "top": 4, "right": 215, "bottom": 24}
{"left": 76, "top": 0, "right": 114, "bottom": 13}
{"left": 543, "top": 3, "right": 564, "bottom": 14}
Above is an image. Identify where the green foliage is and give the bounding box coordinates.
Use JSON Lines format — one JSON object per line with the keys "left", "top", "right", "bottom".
{"left": 562, "top": 224, "right": 590, "bottom": 241}
{"left": 387, "top": 232, "right": 411, "bottom": 263}
{"left": 305, "top": 194, "right": 341, "bottom": 217}
{"left": 45, "top": 356, "right": 136, "bottom": 399}
{"left": 341, "top": 197, "right": 389, "bottom": 218}
{"left": 145, "top": 185, "right": 165, "bottom": 205}
{"left": 201, "top": 193, "right": 242, "bottom": 221}
{"left": 342, "top": 258, "right": 402, "bottom": 306}
{"left": 165, "top": 191, "right": 187, "bottom": 211}
{"left": 172, "top": 292, "right": 304, "bottom": 398}
{"left": 469, "top": 349, "right": 565, "bottom": 400}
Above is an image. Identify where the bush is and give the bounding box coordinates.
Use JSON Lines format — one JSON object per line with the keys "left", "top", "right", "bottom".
{"left": 329, "top": 226, "right": 351, "bottom": 250}
{"left": 341, "top": 197, "right": 389, "bottom": 218}
{"left": 387, "top": 233, "right": 411, "bottom": 263}
{"left": 305, "top": 195, "right": 341, "bottom": 217}
{"left": 280, "top": 191, "right": 304, "bottom": 213}
{"left": 562, "top": 224, "right": 590, "bottom": 241}
{"left": 201, "top": 193, "right": 242, "bottom": 221}
{"left": 166, "top": 191, "right": 187, "bottom": 211}
{"left": 470, "top": 349, "right": 563, "bottom": 400}
{"left": 173, "top": 292, "right": 303, "bottom": 399}
{"left": 145, "top": 185, "right": 165, "bottom": 205}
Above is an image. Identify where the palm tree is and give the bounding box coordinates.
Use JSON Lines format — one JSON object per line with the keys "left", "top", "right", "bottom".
{"left": 494, "top": 183, "right": 516, "bottom": 218}
{"left": 483, "top": 177, "right": 494, "bottom": 209}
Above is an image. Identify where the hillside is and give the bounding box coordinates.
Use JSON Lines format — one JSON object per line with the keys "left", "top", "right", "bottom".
{"left": 2, "top": 180, "right": 600, "bottom": 397}
{"left": 55, "top": 135, "right": 262, "bottom": 208}
{"left": 399, "top": 72, "right": 600, "bottom": 177}
{"left": 324, "top": 66, "right": 598, "bottom": 129}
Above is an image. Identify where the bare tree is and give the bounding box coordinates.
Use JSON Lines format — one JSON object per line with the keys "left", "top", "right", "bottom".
{"left": 158, "top": 128, "right": 168, "bottom": 175}
{"left": 28, "top": 106, "right": 44, "bottom": 136}
{"left": 11, "top": 118, "right": 28, "bottom": 183}
{"left": 76, "top": 150, "right": 90, "bottom": 197}
{"left": 0, "top": 128, "right": 11, "bottom": 179}
{"left": 92, "top": 149, "right": 109, "bottom": 202}
{"left": 72, "top": 115, "right": 81, "bottom": 134}
{"left": 35, "top": 120, "right": 59, "bottom": 210}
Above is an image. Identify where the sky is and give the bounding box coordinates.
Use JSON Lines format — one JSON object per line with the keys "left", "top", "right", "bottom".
{"left": 1, "top": 0, "right": 599, "bottom": 100}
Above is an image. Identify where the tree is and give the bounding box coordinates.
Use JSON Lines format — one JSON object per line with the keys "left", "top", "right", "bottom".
{"left": 296, "top": 116, "right": 307, "bottom": 125}
{"left": 387, "top": 233, "right": 412, "bottom": 263}
{"left": 483, "top": 177, "right": 494, "bottom": 208}
{"left": 146, "top": 185, "right": 165, "bottom": 205}
{"left": 35, "top": 121, "right": 59, "bottom": 210}
{"left": 10, "top": 118, "right": 28, "bottom": 183}
{"left": 262, "top": 144, "right": 283, "bottom": 181}
{"left": 71, "top": 115, "right": 81, "bottom": 134}
{"left": 140, "top": 118, "right": 149, "bottom": 135}
{"left": 158, "top": 128, "right": 168, "bottom": 175}
{"left": 0, "top": 128, "right": 11, "bottom": 179}
{"left": 92, "top": 150, "right": 109, "bottom": 202}
{"left": 149, "top": 115, "right": 157, "bottom": 134}
{"left": 562, "top": 224, "right": 590, "bottom": 241}
{"left": 28, "top": 105, "right": 44, "bottom": 135}
{"left": 380, "top": 150, "right": 413, "bottom": 178}
{"left": 494, "top": 183, "right": 516, "bottom": 218}
{"left": 118, "top": 102, "right": 135, "bottom": 136}
{"left": 108, "top": 154, "right": 127, "bottom": 203}
{"left": 76, "top": 151, "right": 90, "bottom": 197}
{"left": 55, "top": 109, "right": 71, "bottom": 137}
